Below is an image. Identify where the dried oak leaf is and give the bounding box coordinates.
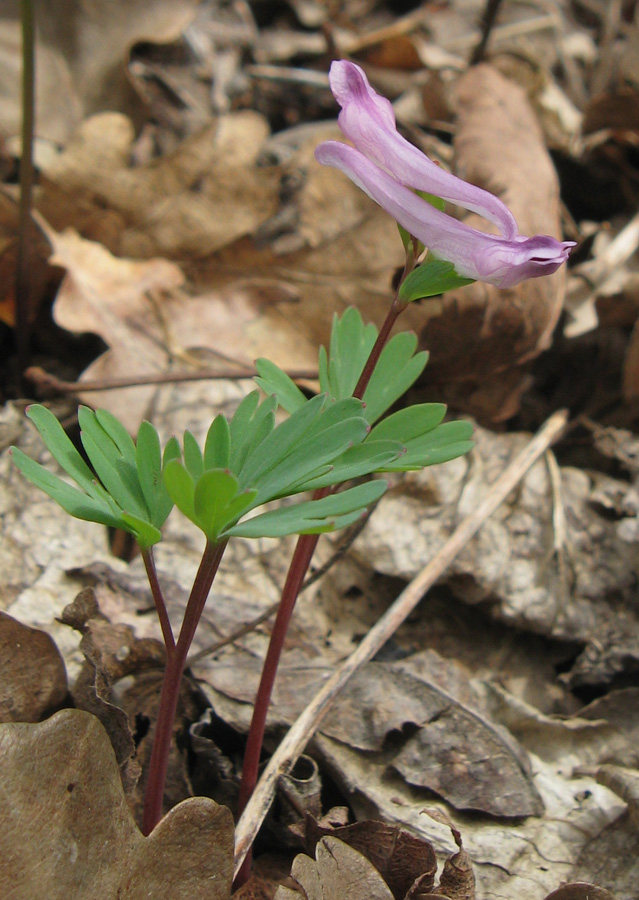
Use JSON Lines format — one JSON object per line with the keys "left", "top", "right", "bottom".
{"left": 303, "top": 818, "right": 436, "bottom": 900}
{"left": 0, "top": 708, "right": 234, "bottom": 900}
{"left": 0, "top": 610, "right": 68, "bottom": 723}
{"left": 417, "top": 65, "right": 568, "bottom": 421}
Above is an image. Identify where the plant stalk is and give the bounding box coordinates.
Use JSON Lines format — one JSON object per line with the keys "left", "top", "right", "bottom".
{"left": 141, "top": 547, "right": 176, "bottom": 655}
{"left": 234, "top": 259, "right": 416, "bottom": 883}
{"left": 142, "top": 539, "right": 227, "bottom": 835}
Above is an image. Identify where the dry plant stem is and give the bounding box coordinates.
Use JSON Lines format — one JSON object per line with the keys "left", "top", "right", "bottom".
{"left": 234, "top": 270, "right": 414, "bottom": 884}
{"left": 16, "top": 0, "right": 35, "bottom": 383}
{"left": 142, "top": 539, "right": 227, "bottom": 836}
{"left": 25, "top": 365, "right": 319, "bottom": 395}
{"left": 141, "top": 547, "right": 176, "bottom": 654}
{"left": 470, "top": 0, "right": 506, "bottom": 64}
{"left": 233, "top": 409, "right": 569, "bottom": 876}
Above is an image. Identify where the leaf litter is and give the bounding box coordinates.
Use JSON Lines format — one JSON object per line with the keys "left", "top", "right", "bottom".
{"left": 2, "top": 0, "right": 639, "bottom": 898}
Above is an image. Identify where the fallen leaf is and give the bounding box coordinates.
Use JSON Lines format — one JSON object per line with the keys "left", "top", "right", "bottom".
{"left": 0, "top": 610, "right": 67, "bottom": 722}
{"left": 0, "top": 0, "right": 202, "bottom": 144}
{"left": 0, "top": 708, "right": 234, "bottom": 900}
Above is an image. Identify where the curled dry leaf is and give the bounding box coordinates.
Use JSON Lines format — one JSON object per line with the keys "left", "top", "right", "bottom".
{"left": 0, "top": 611, "right": 68, "bottom": 723}
{"left": 303, "top": 818, "right": 436, "bottom": 900}
{"left": 0, "top": 708, "right": 234, "bottom": 900}
{"left": 416, "top": 64, "right": 568, "bottom": 421}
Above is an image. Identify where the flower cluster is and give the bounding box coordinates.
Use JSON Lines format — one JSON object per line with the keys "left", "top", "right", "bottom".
{"left": 315, "top": 61, "right": 574, "bottom": 289}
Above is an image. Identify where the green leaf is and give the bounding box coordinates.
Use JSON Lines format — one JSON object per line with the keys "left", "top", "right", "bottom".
{"left": 368, "top": 403, "right": 447, "bottom": 443}
{"left": 399, "top": 257, "right": 474, "bottom": 303}
{"left": 120, "top": 512, "right": 162, "bottom": 549}
{"left": 238, "top": 393, "right": 327, "bottom": 489}
{"left": 294, "top": 440, "right": 405, "bottom": 490}
{"left": 255, "top": 358, "right": 307, "bottom": 414}
{"left": 193, "top": 469, "right": 241, "bottom": 539}
{"left": 362, "top": 333, "right": 428, "bottom": 424}
{"left": 163, "top": 460, "right": 196, "bottom": 522}
{"left": 380, "top": 420, "right": 474, "bottom": 470}
{"left": 10, "top": 447, "right": 124, "bottom": 529}
{"left": 252, "top": 414, "right": 370, "bottom": 503}
{"left": 204, "top": 415, "right": 231, "bottom": 470}
{"left": 136, "top": 421, "right": 175, "bottom": 528}
{"left": 95, "top": 408, "right": 136, "bottom": 465}
{"left": 327, "top": 308, "right": 377, "bottom": 400}
{"left": 183, "top": 430, "right": 204, "bottom": 480}
{"left": 25, "top": 405, "right": 103, "bottom": 499}
{"left": 230, "top": 392, "right": 277, "bottom": 472}
{"left": 225, "top": 480, "right": 387, "bottom": 538}
{"left": 79, "top": 428, "right": 148, "bottom": 520}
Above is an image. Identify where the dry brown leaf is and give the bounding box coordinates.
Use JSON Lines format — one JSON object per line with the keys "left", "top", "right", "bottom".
{"left": 40, "top": 110, "right": 277, "bottom": 258}
{"left": 0, "top": 708, "right": 234, "bottom": 900}
{"left": 303, "top": 819, "right": 436, "bottom": 900}
{"left": 542, "top": 885, "right": 618, "bottom": 900}
{"left": 0, "top": 0, "right": 201, "bottom": 144}
{"left": 286, "top": 836, "right": 396, "bottom": 900}
{"left": 416, "top": 64, "right": 568, "bottom": 421}
{"left": 0, "top": 610, "right": 67, "bottom": 722}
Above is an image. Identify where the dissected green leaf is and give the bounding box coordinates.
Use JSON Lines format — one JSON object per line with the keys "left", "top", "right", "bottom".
{"left": 119, "top": 512, "right": 163, "bottom": 548}
{"left": 204, "top": 415, "right": 231, "bottom": 470}
{"left": 254, "top": 358, "right": 307, "bottom": 414}
{"left": 95, "top": 408, "right": 136, "bottom": 465}
{"left": 399, "top": 256, "right": 474, "bottom": 303}
{"left": 230, "top": 392, "right": 277, "bottom": 472}
{"left": 24, "top": 405, "right": 102, "bottom": 498}
{"left": 193, "top": 469, "right": 240, "bottom": 539}
{"left": 183, "top": 430, "right": 204, "bottom": 480}
{"left": 362, "top": 333, "right": 428, "bottom": 424}
{"left": 238, "top": 393, "right": 327, "bottom": 489}
{"left": 9, "top": 447, "right": 123, "bottom": 528}
{"left": 295, "top": 440, "right": 405, "bottom": 490}
{"left": 380, "top": 420, "right": 475, "bottom": 470}
{"left": 368, "top": 404, "right": 447, "bottom": 443}
{"left": 79, "top": 428, "right": 148, "bottom": 520}
{"left": 252, "top": 415, "right": 370, "bottom": 503}
{"left": 326, "top": 307, "right": 378, "bottom": 400}
{"left": 136, "top": 422, "right": 176, "bottom": 529}
{"left": 163, "top": 460, "right": 196, "bottom": 522}
{"left": 225, "top": 480, "right": 387, "bottom": 538}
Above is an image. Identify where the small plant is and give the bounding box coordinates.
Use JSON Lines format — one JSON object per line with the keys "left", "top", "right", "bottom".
{"left": 10, "top": 306, "right": 474, "bottom": 837}
{"left": 10, "top": 58, "right": 574, "bottom": 886}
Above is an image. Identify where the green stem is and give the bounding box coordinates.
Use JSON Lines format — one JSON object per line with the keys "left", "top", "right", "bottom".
{"left": 235, "top": 257, "right": 417, "bottom": 884}
{"left": 16, "top": 0, "right": 35, "bottom": 384}
{"left": 142, "top": 539, "right": 227, "bottom": 836}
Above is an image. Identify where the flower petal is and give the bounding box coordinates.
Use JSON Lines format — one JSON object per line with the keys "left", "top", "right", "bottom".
{"left": 328, "top": 60, "right": 519, "bottom": 240}
{"left": 315, "top": 141, "right": 574, "bottom": 289}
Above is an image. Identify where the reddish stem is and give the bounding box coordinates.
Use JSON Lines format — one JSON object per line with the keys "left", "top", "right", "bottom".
{"left": 142, "top": 539, "right": 227, "bottom": 835}
{"left": 141, "top": 546, "right": 175, "bottom": 656}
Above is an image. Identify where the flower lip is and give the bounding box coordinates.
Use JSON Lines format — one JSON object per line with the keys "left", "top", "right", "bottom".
{"left": 327, "top": 59, "right": 519, "bottom": 240}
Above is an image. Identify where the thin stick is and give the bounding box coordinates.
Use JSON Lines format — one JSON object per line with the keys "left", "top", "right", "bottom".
{"left": 25, "top": 365, "right": 318, "bottom": 395}
{"left": 233, "top": 408, "right": 569, "bottom": 876}
{"left": 15, "top": 0, "right": 35, "bottom": 383}
{"left": 470, "top": 0, "right": 506, "bottom": 65}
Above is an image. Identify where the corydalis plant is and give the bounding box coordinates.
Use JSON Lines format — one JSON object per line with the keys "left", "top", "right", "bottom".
{"left": 315, "top": 60, "right": 575, "bottom": 291}
{"left": 10, "top": 308, "right": 473, "bottom": 838}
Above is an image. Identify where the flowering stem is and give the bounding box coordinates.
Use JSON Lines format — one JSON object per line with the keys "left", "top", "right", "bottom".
{"left": 142, "top": 538, "right": 227, "bottom": 836}
{"left": 234, "top": 260, "right": 416, "bottom": 884}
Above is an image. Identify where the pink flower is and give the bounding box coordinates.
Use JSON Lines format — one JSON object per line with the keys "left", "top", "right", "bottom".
{"left": 315, "top": 60, "right": 574, "bottom": 289}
